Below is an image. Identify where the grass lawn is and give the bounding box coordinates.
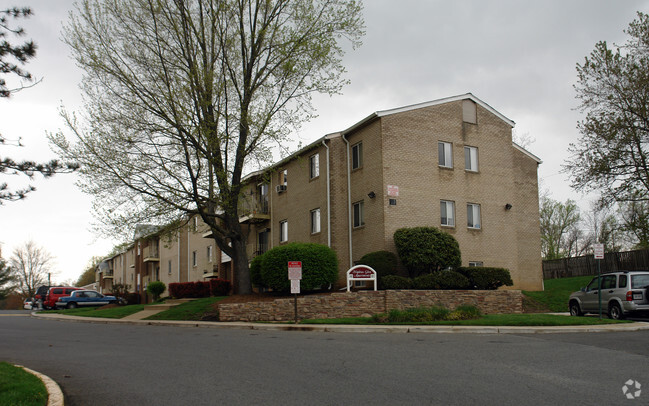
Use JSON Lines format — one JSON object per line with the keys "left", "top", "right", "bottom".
{"left": 144, "top": 297, "right": 225, "bottom": 321}
{"left": 300, "top": 313, "right": 631, "bottom": 326}
{"left": 0, "top": 362, "right": 47, "bottom": 406}
{"left": 523, "top": 276, "right": 594, "bottom": 312}
{"left": 40, "top": 304, "right": 145, "bottom": 318}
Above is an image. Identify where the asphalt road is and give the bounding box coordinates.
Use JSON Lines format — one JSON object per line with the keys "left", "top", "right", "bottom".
{"left": 1, "top": 311, "right": 648, "bottom": 406}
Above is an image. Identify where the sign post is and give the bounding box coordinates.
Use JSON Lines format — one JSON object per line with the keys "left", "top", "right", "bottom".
{"left": 593, "top": 243, "right": 605, "bottom": 319}
{"left": 288, "top": 261, "right": 302, "bottom": 324}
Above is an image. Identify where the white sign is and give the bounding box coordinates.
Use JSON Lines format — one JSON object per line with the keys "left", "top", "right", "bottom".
{"left": 346, "top": 265, "right": 377, "bottom": 292}
{"left": 387, "top": 185, "right": 399, "bottom": 197}
{"left": 290, "top": 279, "right": 300, "bottom": 294}
{"left": 288, "top": 261, "right": 302, "bottom": 280}
{"left": 594, "top": 243, "right": 605, "bottom": 260}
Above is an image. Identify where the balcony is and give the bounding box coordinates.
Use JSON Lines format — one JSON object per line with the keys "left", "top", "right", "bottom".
{"left": 101, "top": 270, "right": 114, "bottom": 279}
{"left": 143, "top": 245, "right": 160, "bottom": 262}
{"left": 239, "top": 198, "right": 270, "bottom": 224}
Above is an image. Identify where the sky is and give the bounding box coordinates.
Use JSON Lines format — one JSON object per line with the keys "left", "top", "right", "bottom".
{"left": 1, "top": 0, "right": 648, "bottom": 284}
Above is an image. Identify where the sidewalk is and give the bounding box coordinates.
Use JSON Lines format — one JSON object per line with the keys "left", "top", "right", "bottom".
{"left": 32, "top": 312, "right": 649, "bottom": 334}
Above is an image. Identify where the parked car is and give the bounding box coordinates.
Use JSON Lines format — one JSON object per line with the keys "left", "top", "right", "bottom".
{"left": 569, "top": 271, "right": 649, "bottom": 319}
{"left": 43, "top": 287, "right": 81, "bottom": 310}
{"left": 33, "top": 285, "right": 51, "bottom": 309}
{"left": 56, "top": 290, "right": 118, "bottom": 309}
{"left": 23, "top": 298, "right": 33, "bottom": 310}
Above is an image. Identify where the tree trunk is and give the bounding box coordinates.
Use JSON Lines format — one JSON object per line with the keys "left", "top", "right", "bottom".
{"left": 231, "top": 236, "right": 252, "bottom": 295}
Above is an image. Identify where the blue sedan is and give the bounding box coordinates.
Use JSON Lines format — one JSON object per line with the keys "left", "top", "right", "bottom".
{"left": 56, "top": 290, "right": 118, "bottom": 309}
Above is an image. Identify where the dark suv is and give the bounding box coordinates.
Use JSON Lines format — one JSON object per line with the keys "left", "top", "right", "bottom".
{"left": 33, "top": 285, "right": 52, "bottom": 310}
{"left": 569, "top": 271, "right": 649, "bottom": 319}
{"left": 43, "top": 287, "right": 80, "bottom": 310}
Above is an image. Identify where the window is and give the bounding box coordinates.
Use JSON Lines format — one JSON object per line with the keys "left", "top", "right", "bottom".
{"left": 353, "top": 201, "right": 364, "bottom": 228}
{"left": 467, "top": 203, "right": 481, "bottom": 229}
{"left": 168, "top": 260, "right": 172, "bottom": 274}
{"left": 352, "top": 142, "right": 363, "bottom": 170}
{"left": 309, "top": 153, "right": 320, "bottom": 179}
{"left": 311, "top": 208, "right": 321, "bottom": 234}
{"left": 440, "top": 200, "right": 455, "bottom": 227}
{"left": 464, "top": 146, "right": 478, "bottom": 172}
{"left": 280, "top": 220, "right": 288, "bottom": 242}
{"left": 207, "top": 245, "right": 213, "bottom": 262}
{"left": 619, "top": 275, "right": 627, "bottom": 289}
{"left": 438, "top": 141, "right": 453, "bottom": 168}
{"left": 192, "top": 250, "right": 197, "bottom": 267}
{"left": 468, "top": 261, "right": 483, "bottom": 267}
{"left": 279, "top": 169, "right": 287, "bottom": 186}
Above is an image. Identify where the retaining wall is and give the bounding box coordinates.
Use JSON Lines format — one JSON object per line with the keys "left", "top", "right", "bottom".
{"left": 218, "top": 290, "right": 523, "bottom": 322}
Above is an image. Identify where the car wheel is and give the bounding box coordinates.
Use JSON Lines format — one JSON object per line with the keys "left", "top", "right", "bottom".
{"left": 608, "top": 302, "right": 624, "bottom": 320}
{"left": 569, "top": 301, "right": 583, "bottom": 317}
{"left": 67, "top": 302, "right": 78, "bottom": 309}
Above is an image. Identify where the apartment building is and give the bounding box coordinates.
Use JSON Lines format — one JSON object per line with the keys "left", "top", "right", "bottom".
{"left": 97, "top": 93, "right": 544, "bottom": 296}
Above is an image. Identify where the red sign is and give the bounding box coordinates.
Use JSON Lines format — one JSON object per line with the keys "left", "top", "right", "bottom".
{"left": 593, "top": 243, "right": 605, "bottom": 260}
{"left": 350, "top": 266, "right": 374, "bottom": 279}
{"left": 288, "top": 261, "right": 302, "bottom": 280}
{"left": 387, "top": 185, "right": 399, "bottom": 197}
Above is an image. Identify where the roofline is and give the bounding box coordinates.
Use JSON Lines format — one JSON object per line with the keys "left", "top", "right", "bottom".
{"left": 513, "top": 142, "right": 543, "bottom": 164}
{"left": 342, "top": 93, "right": 515, "bottom": 135}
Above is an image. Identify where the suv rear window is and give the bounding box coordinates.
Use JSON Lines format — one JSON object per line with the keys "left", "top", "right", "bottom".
{"left": 51, "top": 288, "right": 63, "bottom": 295}
{"left": 631, "top": 274, "right": 649, "bottom": 289}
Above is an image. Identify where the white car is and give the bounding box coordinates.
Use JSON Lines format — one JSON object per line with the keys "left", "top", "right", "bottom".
{"left": 23, "top": 299, "right": 33, "bottom": 310}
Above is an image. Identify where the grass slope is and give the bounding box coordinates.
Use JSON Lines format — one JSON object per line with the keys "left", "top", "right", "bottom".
{"left": 523, "top": 276, "right": 593, "bottom": 312}
{"left": 0, "top": 362, "right": 47, "bottom": 406}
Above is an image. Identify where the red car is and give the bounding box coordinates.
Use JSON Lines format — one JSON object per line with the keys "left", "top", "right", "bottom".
{"left": 43, "top": 287, "right": 80, "bottom": 310}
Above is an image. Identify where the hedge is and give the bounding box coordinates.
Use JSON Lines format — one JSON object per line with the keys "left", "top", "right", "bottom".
{"left": 456, "top": 267, "right": 513, "bottom": 290}
{"left": 412, "top": 271, "right": 470, "bottom": 290}
{"left": 380, "top": 275, "right": 413, "bottom": 290}
{"left": 259, "top": 243, "right": 338, "bottom": 292}
{"left": 356, "top": 250, "right": 398, "bottom": 279}
{"left": 169, "top": 279, "right": 231, "bottom": 298}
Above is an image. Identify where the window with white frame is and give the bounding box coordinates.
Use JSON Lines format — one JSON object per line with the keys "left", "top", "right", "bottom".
{"left": 280, "top": 220, "right": 288, "bottom": 242}
{"left": 467, "top": 203, "right": 481, "bottom": 229}
{"left": 464, "top": 146, "right": 478, "bottom": 172}
{"left": 438, "top": 141, "right": 453, "bottom": 168}
{"left": 309, "top": 153, "right": 319, "bottom": 179}
{"left": 440, "top": 200, "right": 455, "bottom": 227}
{"left": 352, "top": 142, "right": 363, "bottom": 170}
{"left": 353, "top": 201, "right": 364, "bottom": 228}
{"left": 207, "top": 245, "right": 213, "bottom": 262}
{"left": 311, "top": 208, "right": 321, "bottom": 234}
{"left": 468, "top": 261, "right": 483, "bottom": 267}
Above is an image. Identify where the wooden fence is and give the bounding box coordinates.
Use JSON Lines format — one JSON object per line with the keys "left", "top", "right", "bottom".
{"left": 542, "top": 249, "right": 649, "bottom": 279}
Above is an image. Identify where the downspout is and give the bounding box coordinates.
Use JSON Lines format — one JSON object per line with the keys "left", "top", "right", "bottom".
{"left": 342, "top": 134, "right": 353, "bottom": 268}
{"left": 322, "top": 139, "right": 331, "bottom": 247}
{"left": 187, "top": 220, "right": 191, "bottom": 282}
{"left": 177, "top": 230, "right": 181, "bottom": 282}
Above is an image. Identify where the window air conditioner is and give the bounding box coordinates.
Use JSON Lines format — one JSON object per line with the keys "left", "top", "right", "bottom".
{"left": 276, "top": 185, "right": 287, "bottom": 193}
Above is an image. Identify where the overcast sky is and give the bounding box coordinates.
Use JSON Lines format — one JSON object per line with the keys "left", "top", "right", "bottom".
{"left": 1, "top": 0, "right": 647, "bottom": 284}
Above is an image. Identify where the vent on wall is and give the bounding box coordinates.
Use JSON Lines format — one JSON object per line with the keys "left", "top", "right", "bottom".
{"left": 276, "top": 185, "right": 287, "bottom": 193}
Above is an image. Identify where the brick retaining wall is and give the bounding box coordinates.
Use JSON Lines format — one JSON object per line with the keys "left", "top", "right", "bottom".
{"left": 218, "top": 290, "right": 522, "bottom": 322}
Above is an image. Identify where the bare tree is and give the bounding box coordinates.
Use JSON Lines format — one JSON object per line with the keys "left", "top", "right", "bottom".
{"left": 9, "top": 240, "right": 55, "bottom": 297}
{"left": 50, "top": 0, "right": 364, "bottom": 294}
{"left": 540, "top": 196, "right": 581, "bottom": 260}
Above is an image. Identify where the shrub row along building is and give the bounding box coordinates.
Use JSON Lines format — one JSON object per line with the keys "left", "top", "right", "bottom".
{"left": 95, "top": 93, "right": 544, "bottom": 301}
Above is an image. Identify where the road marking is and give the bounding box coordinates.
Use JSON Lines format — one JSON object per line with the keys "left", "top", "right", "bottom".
{"left": 0, "top": 313, "right": 31, "bottom": 317}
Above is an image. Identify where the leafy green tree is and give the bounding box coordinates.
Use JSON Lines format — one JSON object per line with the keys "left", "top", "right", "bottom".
{"left": 146, "top": 281, "right": 166, "bottom": 302}
{"left": 540, "top": 197, "right": 581, "bottom": 260}
{"left": 620, "top": 199, "right": 649, "bottom": 249}
{"left": 393, "top": 227, "right": 461, "bottom": 277}
{"left": 51, "top": 0, "right": 364, "bottom": 294}
{"left": 567, "top": 12, "right": 649, "bottom": 207}
{"left": 0, "top": 258, "right": 15, "bottom": 300}
{"left": 76, "top": 256, "right": 102, "bottom": 287}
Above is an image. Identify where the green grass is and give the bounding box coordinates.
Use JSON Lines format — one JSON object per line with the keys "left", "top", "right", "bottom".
{"left": 523, "top": 276, "right": 594, "bottom": 312}
{"left": 0, "top": 362, "right": 47, "bottom": 406}
{"left": 301, "top": 313, "right": 630, "bottom": 326}
{"left": 144, "top": 297, "right": 225, "bottom": 321}
{"left": 41, "top": 304, "right": 145, "bottom": 318}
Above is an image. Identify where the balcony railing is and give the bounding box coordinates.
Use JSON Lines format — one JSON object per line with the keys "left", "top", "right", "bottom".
{"left": 143, "top": 244, "right": 160, "bottom": 262}
{"left": 239, "top": 197, "right": 270, "bottom": 223}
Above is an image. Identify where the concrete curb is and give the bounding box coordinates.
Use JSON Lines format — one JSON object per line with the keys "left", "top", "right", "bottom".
{"left": 31, "top": 312, "right": 649, "bottom": 334}
{"left": 17, "top": 365, "right": 64, "bottom": 406}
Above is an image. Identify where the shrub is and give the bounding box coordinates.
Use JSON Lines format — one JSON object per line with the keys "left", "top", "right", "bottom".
{"left": 209, "top": 279, "right": 231, "bottom": 296}
{"left": 412, "top": 271, "right": 470, "bottom": 289}
{"left": 249, "top": 254, "right": 264, "bottom": 287}
{"left": 412, "top": 273, "right": 437, "bottom": 289}
{"left": 387, "top": 306, "right": 450, "bottom": 322}
{"left": 447, "top": 304, "right": 482, "bottom": 320}
{"left": 380, "top": 275, "right": 412, "bottom": 290}
{"left": 109, "top": 283, "right": 130, "bottom": 303}
{"left": 457, "top": 267, "right": 513, "bottom": 290}
{"left": 260, "top": 243, "right": 338, "bottom": 293}
{"left": 169, "top": 281, "right": 211, "bottom": 298}
{"left": 356, "top": 250, "right": 398, "bottom": 279}
{"left": 393, "top": 227, "right": 461, "bottom": 277}
{"left": 124, "top": 292, "right": 141, "bottom": 305}
{"left": 146, "top": 281, "right": 166, "bottom": 301}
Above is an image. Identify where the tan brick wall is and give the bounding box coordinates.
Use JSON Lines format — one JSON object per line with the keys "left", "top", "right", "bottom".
{"left": 218, "top": 290, "right": 523, "bottom": 322}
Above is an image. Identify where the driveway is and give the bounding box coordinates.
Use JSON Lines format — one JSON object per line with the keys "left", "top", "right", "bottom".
{"left": 1, "top": 312, "right": 648, "bottom": 405}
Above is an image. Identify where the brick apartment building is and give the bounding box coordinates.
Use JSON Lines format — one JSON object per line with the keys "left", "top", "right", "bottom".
{"left": 96, "top": 93, "right": 544, "bottom": 298}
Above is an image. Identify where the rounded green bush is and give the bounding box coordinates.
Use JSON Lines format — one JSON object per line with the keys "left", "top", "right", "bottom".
{"left": 146, "top": 281, "right": 166, "bottom": 301}
{"left": 456, "top": 267, "right": 513, "bottom": 290}
{"left": 393, "top": 227, "right": 461, "bottom": 277}
{"left": 433, "top": 270, "right": 471, "bottom": 289}
{"left": 357, "top": 250, "right": 398, "bottom": 278}
{"left": 412, "top": 273, "right": 438, "bottom": 289}
{"left": 260, "top": 243, "right": 338, "bottom": 292}
{"left": 380, "top": 275, "right": 412, "bottom": 290}
{"left": 249, "top": 254, "right": 264, "bottom": 287}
